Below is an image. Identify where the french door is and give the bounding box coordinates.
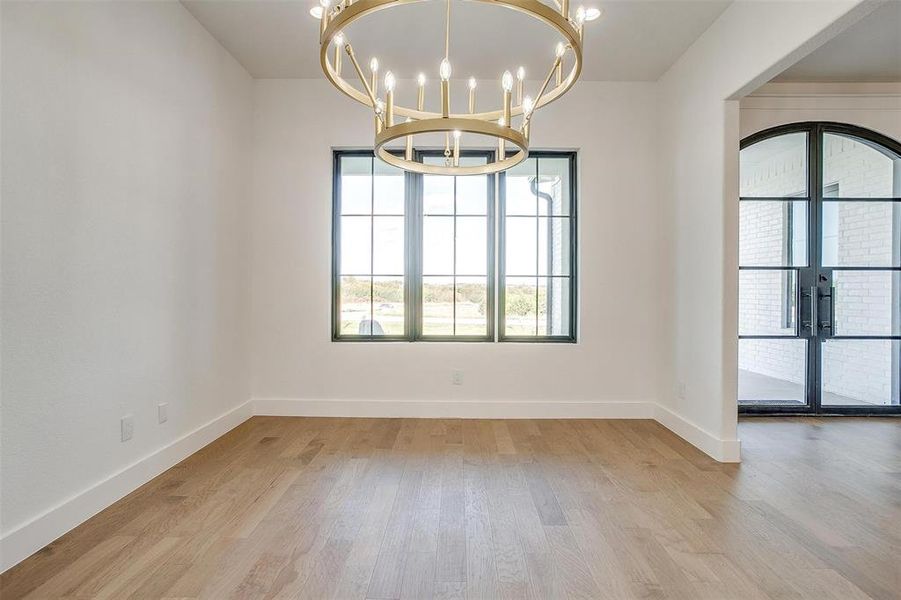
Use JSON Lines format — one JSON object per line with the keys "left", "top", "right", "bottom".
{"left": 738, "top": 122, "right": 901, "bottom": 415}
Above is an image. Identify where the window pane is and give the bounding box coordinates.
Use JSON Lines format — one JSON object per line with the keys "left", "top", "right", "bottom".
{"left": 456, "top": 174, "right": 488, "bottom": 215}
{"left": 537, "top": 277, "right": 571, "bottom": 336}
{"left": 373, "top": 216, "right": 404, "bottom": 275}
{"left": 538, "top": 217, "right": 571, "bottom": 276}
{"left": 456, "top": 217, "right": 487, "bottom": 276}
{"left": 505, "top": 158, "right": 537, "bottom": 215}
{"left": 833, "top": 270, "right": 901, "bottom": 336}
{"left": 455, "top": 277, "right": 488, "bottom": 336}
{"left": 739, "top": 132, "right": 808, "bottom": 198}
{"left": 339, "top": 276, "right": 371, "bottom": 336}
{"left": 373, "top": 277, "right": 404, "bottom": 336}
{"left": 823, "top": 133, "right": 900, "bottom": 198}
{"left": 822, "top": 340, "right": 900, "bottom": 406}
{"left": 739, "top": 200, "right": 808, "bottom": 267}
{"left": 423, "top": 174, "right": 454, "bottom": 214}
{"left": 373, "top": 159, "right": 404, "bottom": 214}
{"left": 739, "top": 270, "right": 798, "bottom": 336}
{"left": 340, "top": 156, "right": 372, "bottom": 214}
{"left": 821, "top": 202, "right": 901, "bottom": 267}
{"left": 422, "top": 276, "right": 454, "bottom": 335}
{"left": 506, "top": 217, "right": 537, "bottom": 276}
{"left": 537, "top": 157, "right": 571, "bottom": 216}
{"left": 423, "top": 216, "right": 454, "bottom": 275}
{"left": 505, "top": 277, "right": 537, "bottom": 336}
{"left": 340, "top": 216, "right": 371, "bottom": 274}
{"left": 738, "top": 338, "right": 808, "bottom": 406}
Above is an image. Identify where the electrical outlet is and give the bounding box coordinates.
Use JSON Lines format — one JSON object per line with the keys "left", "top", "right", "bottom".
{"left": 677, "top": 382, "right": 686, "bottom": 400}
{"left": 121, "top": 415, "right": 134, "bottom": 442}
{"left": 452, "top": 370, "right": 463, "bottom": 385}
{"left": 158, "top": 402, "right": 168, "bottom": 424}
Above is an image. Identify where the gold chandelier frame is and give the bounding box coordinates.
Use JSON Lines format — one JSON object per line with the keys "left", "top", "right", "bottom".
{"left": 318, "top": 0, "right": 589, "bottom": 175}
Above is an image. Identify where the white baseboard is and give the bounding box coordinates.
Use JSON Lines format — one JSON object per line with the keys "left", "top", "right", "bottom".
{"left": 0, "top": 400, "right": 254, "bottom": 574}
{"left": 653, "top": 403, "right": 741, "bottom": 463}
{"left": 253, "top": 397, "right": 657, "bottom": 420}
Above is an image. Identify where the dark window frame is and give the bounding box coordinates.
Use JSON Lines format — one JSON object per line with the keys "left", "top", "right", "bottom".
{"left": 498, "top": 151, "right": 578, "bottom": 343}
{"left": 332, "top": 149, "right": 577, "bottom": 343}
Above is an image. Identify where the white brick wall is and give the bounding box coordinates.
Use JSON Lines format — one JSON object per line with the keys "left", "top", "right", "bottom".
{"left": 740, "top": 133, "right": 900, "bottom": 405}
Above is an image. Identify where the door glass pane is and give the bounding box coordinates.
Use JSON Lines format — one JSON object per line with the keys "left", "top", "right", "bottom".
{"left": 422, "top": 276, "right": 454, "bottom": 335}
{"left": 738, "top": 338, "right": 808, "bottom": 405}
{"left": 454, "top": 277, "right": 488, "bottom": 336}
{"left": 504, "top": 276, "right": 537, "bottom": 336}
{"left": 739, "top": 270, "right": 798, "bottom": 336}
{"left": 823, "top": 133, "right": 901, "bottom": 198}
{"left": 372, "top": 277, "right": 404, "bottom": 335}
{"left": 739, "top": 201, "right": 808, "bottom": 267}
{"left": 832, "top": 270, "right": 901, "bottom": 336}
{"left": 740, "top": 132, "right": 808, "bottom": 198}
{"left": 821, "top": 202, "right": 901, "bottom": 267}
{"left": 822, "top": 340, "right": 900, "bottom": 406}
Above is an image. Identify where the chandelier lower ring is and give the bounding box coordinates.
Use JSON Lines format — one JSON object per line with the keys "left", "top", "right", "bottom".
{"left": 374, "top": 117, "right": 528, "bottom": 176}
{"left": 319, "top": 0, "right": 583, "bottom": 122}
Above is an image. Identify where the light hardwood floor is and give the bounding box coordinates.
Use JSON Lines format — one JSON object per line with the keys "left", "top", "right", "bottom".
{"left": 2, "top": 417, "right": 899, "bottom": 599}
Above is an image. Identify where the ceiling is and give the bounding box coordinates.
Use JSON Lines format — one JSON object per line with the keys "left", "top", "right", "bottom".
{"left": 774, "top": 2, "right": 901, "bottom": 83}
{"left": 181, "top": 0, "right": 732, "bottom": 81}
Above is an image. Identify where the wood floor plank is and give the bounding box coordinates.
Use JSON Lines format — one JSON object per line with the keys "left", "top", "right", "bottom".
{"left": 2, "top": 416, "right": 898, "bottom": 600}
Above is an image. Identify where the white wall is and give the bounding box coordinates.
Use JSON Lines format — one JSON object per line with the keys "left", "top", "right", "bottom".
{"left": 251, "top": 79, "right": 661, "bottom": 412}
{"left": 654, "top": 0, "right": 875, "bottom": 458}
{"left": 1, "top": 0, "right": 253, "bottom": 570}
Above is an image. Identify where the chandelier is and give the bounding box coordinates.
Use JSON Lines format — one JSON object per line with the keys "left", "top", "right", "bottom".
{"left": 315, "top": 0, "right": 601, "bottom": 175}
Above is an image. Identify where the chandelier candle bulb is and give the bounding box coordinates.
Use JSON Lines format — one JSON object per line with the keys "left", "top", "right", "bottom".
{"left": 405, "top": 118, "right": 413, "bottom": 160}
{"left": 516, "top": 66, "right": 525, "bottom": 105}
{"left": 468, "top": 77, "right": 476, "bottom": 114}
{"left": 333, "top": 33, "right": 343, "bottom": 74}
{"left": 439, "top": 59, "right": 451, "bottom": 118}
{"left": 417, "top": 73, "right": 425, "bottom": 111}
{"left": 384, "top": 71, "right": 395, "bottom": 126}
{"left": 319, "top": 0, "right": 329, "bottom": 36}
{"left": 369, "top": 57, "right": 379, "bottom": 96}
{"left": 502, "top": 70, "right": 513, "bottom": 125}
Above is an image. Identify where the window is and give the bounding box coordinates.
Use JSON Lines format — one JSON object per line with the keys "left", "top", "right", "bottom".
{"left": 333, "top": 150, "right": 577, "bottom": 342}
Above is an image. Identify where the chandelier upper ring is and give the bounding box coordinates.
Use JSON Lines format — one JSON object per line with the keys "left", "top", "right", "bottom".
{"left": 319, "top": 0, "right": 583, "bottom": 122}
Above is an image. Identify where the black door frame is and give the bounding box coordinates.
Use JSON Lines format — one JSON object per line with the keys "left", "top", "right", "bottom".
{"left": 739, "top": 122, "right": 901, "bottom": 416}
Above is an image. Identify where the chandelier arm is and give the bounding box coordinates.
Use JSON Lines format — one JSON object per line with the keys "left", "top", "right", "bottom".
{"left": 344, "top": 43, "right": 384, "bottom": 124}
{"left": 444, "top": 0, "right": 450, "bottom": 60}
{"left": 524, "top": 54, "right": 562, "bottom": 129}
